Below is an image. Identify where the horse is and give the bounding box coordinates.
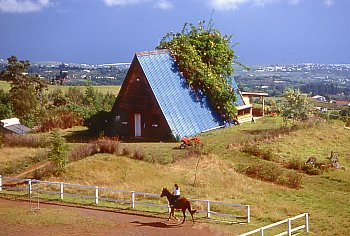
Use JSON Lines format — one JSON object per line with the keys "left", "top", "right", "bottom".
{"left": 160, "top": 187, "right": 196, "bottom": 224}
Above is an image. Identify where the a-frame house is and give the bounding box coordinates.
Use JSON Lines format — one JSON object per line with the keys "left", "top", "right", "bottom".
{"left": 110, "top": 49, "right": 251, "bottom": 141}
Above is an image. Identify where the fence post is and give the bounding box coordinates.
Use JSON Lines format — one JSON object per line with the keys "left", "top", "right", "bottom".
{"left": 305, "top": 213, "right": 309, "bottom": 232}
{"left": 260, "top": 228, "right": 264, "bottom": 236}
{"left": 287, "top": 218, "right": 292, "bottom": 236}
{"left": 131, "top": 191, "right": 135, "bottom": 209}
{"left": 246, "top": 205, "right": 250, "bottom": 223}
{"left": 95, "top": 186, "right": 99, "bottom": 205}
{"left": 206, "top": 200, "right": 211, "bottom": 218}
{"left": 28, "top": 179, "right": 32, "bottom": 195}
{"left": 60, "top": 182, "right": 64, "bottom": 200}
{"left": 0, "top": 175, "right": 2, "bottom": 191}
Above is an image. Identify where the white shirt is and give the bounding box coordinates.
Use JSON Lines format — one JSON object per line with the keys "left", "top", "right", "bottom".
{"left": 174, "top": 188, "right": 180, "bottom": 196}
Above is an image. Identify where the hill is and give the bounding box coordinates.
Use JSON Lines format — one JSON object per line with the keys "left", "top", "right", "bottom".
{"left": 0, "top": 80, "right": 120, "bottom": 96}
{"left": 0, "top": 117, "right": 349, "bottom": 235}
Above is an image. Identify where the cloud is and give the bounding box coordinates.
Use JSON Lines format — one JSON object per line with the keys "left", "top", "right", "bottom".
{"left": 153, "top": 0, "right": 173, "bottom": 9}
{"left": 288, "top": 0, "right": 302, "bottom": 5}
{"left": 0, "top": 0, "right": 51, "bottom": 13}
{"left": 103, "top": 0, "right": 173, "bottom": 9}
{"left": 207, "top": 0, "right": 281, "bottom": 10}
{"left": 103, "top": 0, "right": 142, "bottom": 7}
{"left": 324, "top": 0, "right": 334, "bottom": 7}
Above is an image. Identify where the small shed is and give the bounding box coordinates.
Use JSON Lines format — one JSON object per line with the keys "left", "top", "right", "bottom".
{"left": 110, "top": 50, "right": 251, "bottom": 141}
{"left": 0, "top": 118, "right": 31, "bottom": 135}
{"left": 240, "top": 92, "right": 269, "bottom": 119}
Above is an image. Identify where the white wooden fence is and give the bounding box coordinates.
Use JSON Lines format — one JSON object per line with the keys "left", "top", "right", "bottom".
{"left": 0, "top": 175, "right": 250, "bottom": 223}
{"left": 239, "top": 213, "right": 309, "bottom": 236}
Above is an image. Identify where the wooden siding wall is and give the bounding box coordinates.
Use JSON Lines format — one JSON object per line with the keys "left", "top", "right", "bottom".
{"left": 111, "top": 59, "right": 172, "bottom": 140}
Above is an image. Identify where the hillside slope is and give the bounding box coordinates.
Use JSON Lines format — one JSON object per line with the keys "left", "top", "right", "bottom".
{"left": 1, "top": 117, "right": 349, "bottom": 235}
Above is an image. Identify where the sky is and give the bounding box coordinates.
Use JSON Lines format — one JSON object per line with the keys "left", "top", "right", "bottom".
{"left": 0, "top": 0, "right": 349, "bottom": 65}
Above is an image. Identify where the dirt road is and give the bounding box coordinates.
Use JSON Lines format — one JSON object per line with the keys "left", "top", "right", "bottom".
{"left": 0, "top": 198, "right": 230, "bottom": 236}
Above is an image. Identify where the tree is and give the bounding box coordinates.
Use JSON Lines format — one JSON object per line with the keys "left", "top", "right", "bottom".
{"left": 0, "top": 56, "right": 47, "bottom": 125}
{"left": 48, "top": 129, "right": 68, "bottom": 174}
{"left": 157, "top": 20, "right": 244, "bottom": 121}
{"left": 0, "top": 89, "right": 13, "bottom": 119}
{"left": 281, "top": 88, "right": 314, "bottom": 122}
{"left": 339, "top": 106, "right": 350, "bottom": 122}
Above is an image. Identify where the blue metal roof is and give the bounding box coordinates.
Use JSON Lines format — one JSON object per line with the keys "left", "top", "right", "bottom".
{"left": 2, "top": 124, "right": 31, "bottom": 135}
{"left": 136, "top": 50, "right": 242, "bottom": 138}
{"left": 230, "top": 77, "right": 244, "bottom": 106}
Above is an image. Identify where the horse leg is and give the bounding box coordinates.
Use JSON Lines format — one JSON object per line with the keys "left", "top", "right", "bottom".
{"left": 168, "top": 207, "right": 175, "bottom": 221}
{"left": 187, "top": 202, "right": 196, "bottom": 223}
{"left": 168, "top": 208, "right": 172, "bottom": 221}
{"left": 181, "top": 208, "right": 186, "bottom": 224}
{"left": 172, "top": 208, "right": 179, "bottom": 221}
{"left": 189, "top": 209, "right": 195, "bottom": 223}
{"left": 169, "top": 207, "right": 179, "bottom": 221}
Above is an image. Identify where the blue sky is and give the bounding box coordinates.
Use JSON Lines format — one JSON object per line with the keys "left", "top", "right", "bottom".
{"left": 0, "top": 0, "right": 349, "bottom": 65}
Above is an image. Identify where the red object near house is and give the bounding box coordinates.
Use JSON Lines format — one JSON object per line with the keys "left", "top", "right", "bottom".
{"left": 180, "top": 137, "right": 201, "bottom": 149}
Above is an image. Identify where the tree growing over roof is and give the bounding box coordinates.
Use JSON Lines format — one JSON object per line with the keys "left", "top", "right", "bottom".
{"left": 157, "top": 20, "right": 244, "bottom": 121}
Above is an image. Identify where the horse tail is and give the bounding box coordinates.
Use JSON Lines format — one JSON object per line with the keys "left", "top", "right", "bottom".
{"left": 187, "top": 201, "right": 197, "bottom": 215}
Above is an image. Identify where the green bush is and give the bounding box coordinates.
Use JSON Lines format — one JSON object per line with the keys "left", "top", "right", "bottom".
{"left": 243, "top": 162, "right": 282, "bottom": 182}
{"left": 241, "top": 144, "right": 276, "bottom": 161}
{"left": 48, "top": 129, "right": 68, "bottom": 174}
{"left": 280, "top": 172, "right": 303, "bottom": 189}
{"left": 239, "top": 162, "right": 303, "bottom": 189}
{"left": 346, "top": 118, "right": 350, "bottom": 127}
{"left": 302, "top": 163, "right": 322, "bottom": 175}
{"left": 287, "top": 158, "right": 303, "bottom": 171}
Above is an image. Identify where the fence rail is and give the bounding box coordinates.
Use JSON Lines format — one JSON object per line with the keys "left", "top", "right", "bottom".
{"left": 0, "top": 175, "right": 250, "bottom": 223}
{"left": 239, "top": 213, "right": 309, "bottom": 236}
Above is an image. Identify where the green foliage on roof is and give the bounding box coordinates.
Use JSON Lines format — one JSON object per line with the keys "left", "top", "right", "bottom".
{"left": 157, "top": 20, "right": 244, "bottom": 121}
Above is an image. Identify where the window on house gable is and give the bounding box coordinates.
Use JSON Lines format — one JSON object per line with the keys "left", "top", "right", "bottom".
{"left": 152, "top": 114, "right": 159, "bottom": 127}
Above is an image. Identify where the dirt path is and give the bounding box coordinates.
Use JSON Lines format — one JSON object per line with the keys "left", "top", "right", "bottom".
{"left": 12, "top": 161, "right": 51, "bottom": 179}
{"left": 0, "top": 198, "right": 231, "bottom": 236}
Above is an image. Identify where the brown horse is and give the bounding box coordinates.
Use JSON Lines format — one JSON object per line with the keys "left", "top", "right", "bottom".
{"left": 160, "top": 187, "right": 196, "bottom": 224}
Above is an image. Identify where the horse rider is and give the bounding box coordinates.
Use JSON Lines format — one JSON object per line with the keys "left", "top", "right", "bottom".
{"left": 171, "top": 183, "right": 180, "bottom": 206}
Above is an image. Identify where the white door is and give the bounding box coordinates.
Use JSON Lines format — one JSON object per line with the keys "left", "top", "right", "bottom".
{"left": 134, "top": 113, "right": 141, "bottom": 137}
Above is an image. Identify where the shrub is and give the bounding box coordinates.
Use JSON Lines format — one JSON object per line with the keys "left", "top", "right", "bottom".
{"left": 68, "top": 138, "right": 120, "bottom": 163}
{"left": 2, "top": 133, "right": 49, "bottom": 148}
{"left": 241, "top": 144, "right": 276, "bottom": 161}
{"left": 280, "top": 172, "right": 303, "bottom": 189}
{"left": 302, "top": 163, "right": 322, "bottom": 175}
{"left": 132, "top": 147, "right": 145, "bottom": 160}
{"left": 239, "top": 162, "right": 303, "bottom": 188}
{"left": 48, "top": 129, "right": 68, "bottom": 174}
{"left": 243, "top": 162, "right": 282, "bottom": 182}
{"left": 97, "top": 138, "right": 119, "bottom": 154}
{"left": 346, "top": 118, "right": 350, "bottom": 127}
{"left": 122, "top": 146, "right": 132, "bottom": 156}
{"left": 69, "top": 142, "right": 99, "bottom": 162}
{"left": 38, "top": 110, "right": 83, "bottom": 132}
{"left": 287, "top": 158, "right": 303, "bottom": 171}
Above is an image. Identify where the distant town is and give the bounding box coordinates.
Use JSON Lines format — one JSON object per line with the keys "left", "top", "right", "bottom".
{"left": 1, "top": 59, "right": 349, "bottom": 100}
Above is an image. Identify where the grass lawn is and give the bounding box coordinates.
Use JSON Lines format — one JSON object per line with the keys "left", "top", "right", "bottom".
{"left": 1, "top": 117, "right": 349, "bottom": 235}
